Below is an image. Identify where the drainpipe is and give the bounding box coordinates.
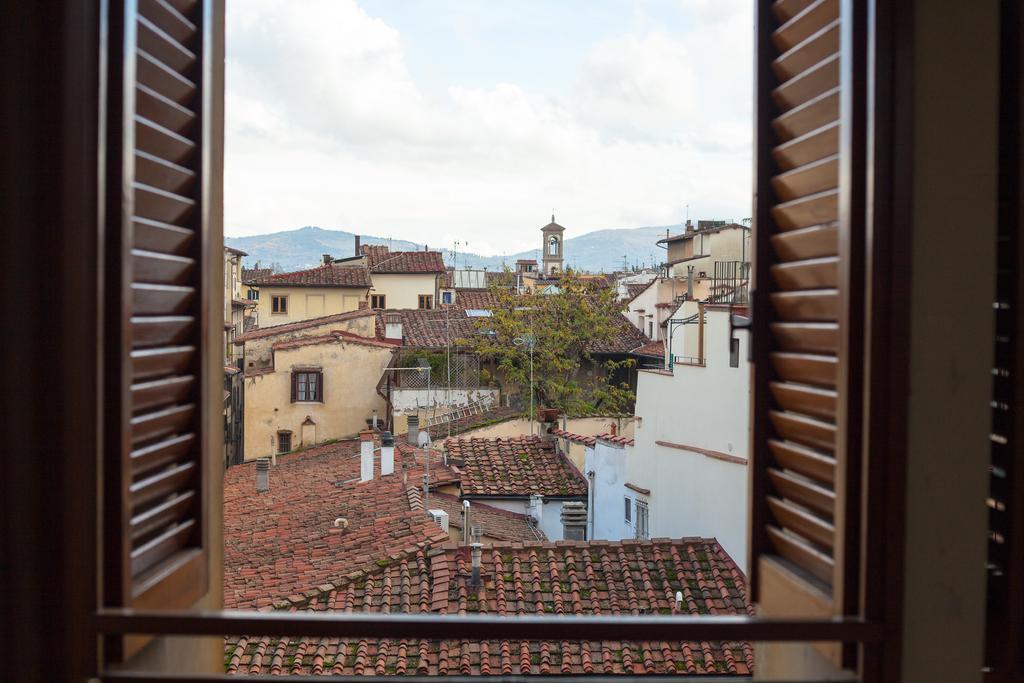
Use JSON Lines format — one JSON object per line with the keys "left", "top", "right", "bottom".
{"left": 587, "top": 469, "right": 596, "bottom": 540}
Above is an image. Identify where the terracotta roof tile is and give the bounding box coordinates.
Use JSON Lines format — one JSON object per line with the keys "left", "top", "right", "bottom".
{"left": 411, "top": 491, "right": 545, "bottom": 543}
{"left": 241, "top": 267, "right": 274, "bottom": 284}
{"left": 378, "top": 309, "right": 480, "bottom": 349}
{"left": 270, "top": 330, "right": 401, "bottom": 352}
{"left": 226, "top": 538, "right": 754, "bottom": 676}
{"left": 633, "top": 340, "right": 665, "bottom": 357}
{"left": 550, "top": 428, "right": 597, "bottom": 447}
{"left": 235, "top": 309, "right": 377, "bottom": 343}
{"left": 586, "top": 314, "right": 652, "bottom": 355}
{"left": 446, "top": 436, "right": 587, "bottom": 498}
{"left": 223, "top": 440, "right": 454, "bottom": 609}
{"left": 363, "top": 246, "right": 446, "bottom": 274}
{"left": 597, "top": 432, "right": 635, "bottom": 447}
{"left": 250, "top": 263, "right": 372, "bottom": 288}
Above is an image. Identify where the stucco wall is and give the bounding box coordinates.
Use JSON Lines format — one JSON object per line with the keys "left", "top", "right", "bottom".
{"left": 369, "top": 273, "right": 439, "bottom": 310}
{"left": 255, "top": 285, "right": 366, "bottom": 325}
{"left": 481, "top": 497, "right": 572, "bottom": 541}
{"left": 241, "top": 313, "right": 377, "bottom": 368}
{"left": 243, "top": 339, "right": 393, "bottom": 460}
{"left": 627, "top": 308, "right": 750, "bottom": 571}
{"left": 584, "top": 441, "right": 631, "bottom": 540}
{"left": 391, "top": 388, "right": 499, "bottom": 416}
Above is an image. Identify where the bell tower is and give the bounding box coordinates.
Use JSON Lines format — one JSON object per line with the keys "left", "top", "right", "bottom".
{"left": 540, "top": 214, "right": 565, "bottom": 275}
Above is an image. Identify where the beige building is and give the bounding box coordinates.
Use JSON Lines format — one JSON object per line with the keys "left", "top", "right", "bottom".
{"left": 243, "top": 330, "right": 399, "bottom": 460}
{"left": 224, "top": 246, "right": 254, "bottom": 362}
{"left": 234, "top": 309, "right": 379, "bottom": 371}
{"left": 657, "top": 220, "right": 752, "bottom": 287}
{"left": 359, "top": 243, "right": 446, "bottom": 310}
{"left": 624, "top": 277, "right": 690, "bottom": 342}
{"left": 247, "top": 256, "right": 372, "bottom": 325}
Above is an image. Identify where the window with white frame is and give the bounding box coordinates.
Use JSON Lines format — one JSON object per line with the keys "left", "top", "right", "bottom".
{"left": 635, "top": 499, "right": 649, "bottom": 539}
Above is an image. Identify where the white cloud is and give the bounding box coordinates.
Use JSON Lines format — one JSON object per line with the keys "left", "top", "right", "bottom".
{"left": 225, "top": 0, "right": 753, "bottom": 254}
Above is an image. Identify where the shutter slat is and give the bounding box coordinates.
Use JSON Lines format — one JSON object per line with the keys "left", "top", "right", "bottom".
{"left": 133, "top": 249, "right": 196, "bottom": 285}
{"left": 769, "top": 439, "right": 836, "bottom": 486}
{"left": 132, "top": 283, "right": 195, "bottom": 315}
{"left": 771, "top": 289, "right": 839, "bottom": 321}
{"left": 772, "top": 155, "right": 839, "bottom": 201}
{"left": 130, "top": 404, "right": 195, "bottom": 446}
{"left": 768, "top": 496, "right": 835, "bottom": 550}
{"left": 137, "top": 49, "right": 196, "bottom": 106}
{"left": 134, "top": 217, "right": 194, "bottom": 255}
{"left": 136, "top": 84, "right": 195, "bottom": 135}
{"left": 771, "top": 222, "right": 838, "bottom": 261}
{"left": 132, "top": 346, "right": 194, "bottom": 381}
{"left": 767, "top": 526, "right": 835, "bottom": 585}
{"left": 130, "top": 490, "right": 195, "bottom": 543}
{"left": 134, "top": 182, "right": 196, "bottom": 225}
{"left": 771, "top": 352, "right": 837, "bottom": 387}
{"left": 131, "top": 375, "right": 195, "bottom": 413}
{"left": 135, "top": 150, "right": 195, "bottom": 195}
{"left": 771, "top": 381, "right": 838, "bottom": 419}
{"left": 131, "top": 461, "right": 196, "bottom": 509}
{"left": 772, "top": 0, "right": 839, "bottom": 52}
{"left": 768, "top": 468, "right": 835, "bottom": 518}
{"left": 773, "top": 53, "right": 839, "bottom": 111}
{"left": 772, "top": 20, "right": 840, "bottom": 81}
{"left": 772, "top": 0, "right": 817, "bottom": 23}
{"left": 771, "top": 256, "right": 839, "bottom": 290}
{"left": 137, "top": 14, "right": 196, "bottom": 74}
{"left": 130, "top": 518, "right": 196, "bottom": 577}
{"left": 135, "top": 116, "right": 195, "bottom": 166}
{"left": 130, "top": 433, "right": 196, "bottom": 478}
{"left": 771, "top": 321, "right": 839, "bottom": 353}
{"left": 132, "top": 316, "right": 193, "bottom": 348}
{"left": 772, "top": 87, "right": 839, "bottom": 142}
{"left": 139, "top": 0, "right": 197, "bottom": 45}
{"left": 773, "top": 120, "right": 840, "bottom": 171}
{"left": 772, "top": 189, "right": 839, "bottom": 230}
{"left": 770, "top": 410, "right": 836, "bottom": 452}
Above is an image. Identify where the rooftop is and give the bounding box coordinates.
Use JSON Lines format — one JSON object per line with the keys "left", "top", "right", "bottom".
{"left": 446, "top": 436, "right": 588, "bottom": 498}
{"left": 363, "top": 245, "right": 446, "bottom": 274}
{"left": 408, "top": 490, "right": 545, "bottom": 543}
{"left": 223, "top": 440, "right": 455, "bottom": 609}
{"left": 378, "top": 309, "right": 479, "bottom": 349}
{"left": 226, "top": 538, "right": 753, "bottom": 676}
{"left": 234, "top": 309, "right": 377, "bottom": 343}
{"left": 248, "top": 262, "right": 373, "bottom": 288}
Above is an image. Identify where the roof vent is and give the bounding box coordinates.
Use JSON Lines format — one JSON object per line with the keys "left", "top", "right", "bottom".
{"left": 560, "top": 501, "right": 588, "bottom": 541}
{"left": 428, "top": 509, "right": 449, "bottom": 533}
{"left": 359, "top": 430, "right": 374, "bottom": 482}
{"left": 380, "top": 431, "right": 395, "bottom": 476}
{"left": 255, "top": 457, "right": 270, "bottom": 493}
{"left": 407, "top": 414, "right": 420, "bottom": 446}
{"left": 675, "top": 590, "right": 684, "bottom": 611}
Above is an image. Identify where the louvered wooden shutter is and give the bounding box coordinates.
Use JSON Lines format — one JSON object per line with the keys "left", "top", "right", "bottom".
{"left": 749, "top": 0, "right": 865, "bottom": 659}
{"left": 103, "top": 0, "right": 212, "bottom": 655}
{"left": 986, "top": 0, "right": 1023, "bottom": 676}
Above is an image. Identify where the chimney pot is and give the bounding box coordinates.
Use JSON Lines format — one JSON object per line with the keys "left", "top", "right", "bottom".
{"left": 560, "top": 501, "right": 588, "bottom": 541}
{"left": 354, "top": 235, "right": 361, "bottom": 255}
{"left": 407, "top": 415, "right": 420, "bottom": 446}
{"left": 256, "top": 457, "right": 270, "bottom": 492}
{"left": 381, "top": 431, "right": 395, "bottom": 476}
{"left": 323, "top": 254, "right": 332, "bottom": 265}
{"left": 470, "top": 542, "right": 483, "bottom": 588}
{"left": 359, "top": 431, "right": 374, "bottom": 482}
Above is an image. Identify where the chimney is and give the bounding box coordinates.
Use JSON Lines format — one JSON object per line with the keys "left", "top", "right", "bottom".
{"left": 323, "top": 254, "right": 333, "bottom": 265}
{"left": 560, "top": 501, "right": 588, "bottom": 541}
{"left": 255, "top": 457, "right": 270, "bottom": 492}
{"left": 462, "top": 500, "right": 471, "bottom": 544}
{"left": 385, "top": 313, "right": 403, "bottom": 341}
{"left": 407, "top": 414, "right": 420, "bottom": 446}
{"left": 354, "top": 234, "right": 361, "bottom": 255}
{"left": 687, "top": 265, "right": 694, "bottom": 299}
{"left": 685, "top": 219, "right": 694, "bottom": 234}
{"left": 359, "top": 430, "right": 374, "bottom": 482}
{"left": 372, "top": 410, "right": 379, "bottom": 430}
{"left": 380, "top": 431, "right": 395, "bottom": 476}
{"left": 469, "top": 528, "right": 483, "bottom": 588}
{"left": 610, "top": 422, "right": 618, "bottom": 437}
{"left": 674, "top": 590, "right": 684, "bottom": 612}
{"left": 527, "top": 494, "right": 543, "bottom": 525}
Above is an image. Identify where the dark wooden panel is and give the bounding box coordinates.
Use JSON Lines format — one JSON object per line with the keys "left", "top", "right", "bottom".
{"left": 773, "top": 20, "right": 840, "bottom": 81}
{"left": 771, "top": 0, "right": 839, "bottom": 52}
{"left": 769, "top": 438, "right": 836, "bottom": 486}
{"left": 772, "top": 154, "right": 839, "bottom": 201}
{"left": 772, "top": 0, "right": 817, "bottom": 23}
{"left": 769, "top": 468, "right": 835, "bottom": 518}
{"left": 767, "top": 525, "right": 835, "bottom": 585}
{"left": 130, "top": 490, "right": 195, "bottom": 543}
{"left": 768, "top": 496, "right": 835, "bottom": 549}
{"left": 134, "top": 182, "right": 195, "bottom": 225}
{"left": 771, "top": 256, "right": 839, "bottom": 290}
{"left": 136, "top": 49, "right": 195, "bottom": 106}
{"left": 772, "top": 352, "right": 837, "bottom": 387}
{"left": 773, "top": 53, "right": 839, "bottom": 111}
{"left": 138, "top": 0, "right": 197, "bottom": 46}
{"left": 773, "top": 120, "right": 840, "bottom": 170}
{"left": 130, "top": 375, "right": 194, "bottom": 413}
{"left": 773, "top": 88, "right": 839, "bottom": 142}
{"left": 771, "top": 380, "right": 838, "bottom": 419}
{"left": 771, "top": 321, "right": 839, "bottom": 353}
{"left": 132, "top": 283, "right": 195, "bottom": 316}
{"left": 131, "top": 345, "right": 194, "bottom": 380}
{"left": 137, "top": 14, "right": 195, "bottom": 74}
{"left": 136, "top": 84, "right": 195, "bottom": 136}
{"left": 770, "top": 289, "right": 840, "bottom": 321}
{"left": 770, "top": 222, "right": 839, "bottom": 260}
{"left": 135, "top": 151, "right": 194, "bottom": 195}
{"left": 130, "top": 461, "right": 195, "bottom": 509}
{"left": 130, "top": 404, "right": 195, "bottom": 446}
{"left": 770, "top": 410, "right": 836, "bottom": 452}
{"left": 135, "top": 116, "right": 194, "bottom": 165}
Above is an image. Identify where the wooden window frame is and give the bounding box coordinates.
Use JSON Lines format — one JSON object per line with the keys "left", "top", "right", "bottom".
{"left": 290, "top": 369, "right": 323, "bottom": 403}
{"left": 271, "top": 294, "right": 287, "bottom": 314}
{"left": 371, "top": 293, "right": 386, "bottom": 309}
{"left": 418, "top": 294, "right": 433, "bottom": 309}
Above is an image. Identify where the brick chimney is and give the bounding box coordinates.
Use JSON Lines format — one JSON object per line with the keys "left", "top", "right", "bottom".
{"left": 323, "top": 253, "right": 333, "bottom": 265}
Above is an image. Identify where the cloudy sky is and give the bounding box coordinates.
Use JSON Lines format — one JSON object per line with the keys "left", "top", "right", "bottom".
{"left": 225, "top": 0, "right": 753, "bottom": 255}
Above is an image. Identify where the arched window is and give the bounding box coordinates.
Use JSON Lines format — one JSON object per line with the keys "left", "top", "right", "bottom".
{"left": 548, "top": 235, "right": 559, "bottom": 256}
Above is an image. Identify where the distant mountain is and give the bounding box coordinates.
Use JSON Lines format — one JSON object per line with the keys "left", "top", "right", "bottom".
{"left": 225, "top": 224, "right": 681, "bottom": 274}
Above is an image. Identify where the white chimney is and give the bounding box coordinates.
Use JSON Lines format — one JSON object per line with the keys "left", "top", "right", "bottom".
{"left": 675, "top": 590, "right": 684, "bottom": 611}
{"left": 255, "top": 457, "right": 270, "bottom": 492}
{"left": 380, "top": 431, "right": 395, "bottom": 476}
{"left": 385, "top": 313, "right": 403, "bottom": 341}
{"left": 462, "top": 500, "right": 471, "bottom": 544}
{"left": 527, "top": 494, "right": 543, "bottom": 525}
{"left": 359, "top": 430, "right": 374, "bottom": 482}
{"left": 470, "top": 541, "right": 483, "bottom": 588}
{"left": 428, "top": 509, "right": 449, "bottom": 533}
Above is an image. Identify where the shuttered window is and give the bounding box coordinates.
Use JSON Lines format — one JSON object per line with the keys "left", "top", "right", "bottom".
{"left": 102, "top": 0, "right": 212, "bottom": 659}
{"left": 749, "top": 0, "right": 865, "bottom": 661}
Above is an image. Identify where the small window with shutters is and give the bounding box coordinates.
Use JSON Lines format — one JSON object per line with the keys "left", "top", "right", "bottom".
{"left": 100, "top": 0, "right": 214, "bottom": 661}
